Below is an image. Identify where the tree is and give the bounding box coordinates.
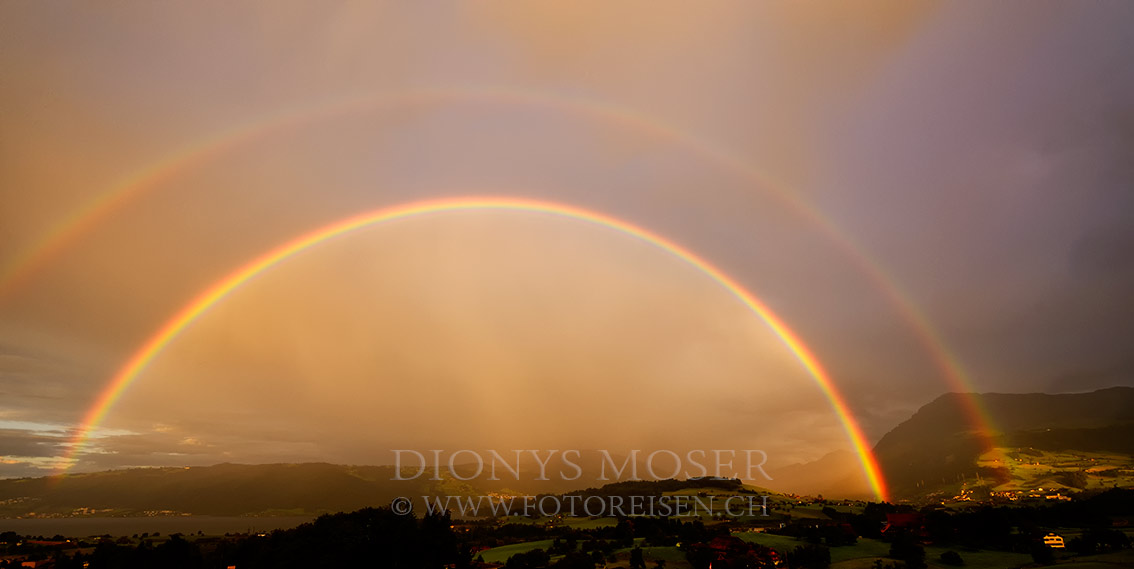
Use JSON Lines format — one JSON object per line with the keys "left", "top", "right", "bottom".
{"left": 939, "top": 550, "right": 964, "bottom": 566}
{"left": 590, "top": 550, "right": 605, "bottom": 566}
{"left": 507, "top": 548, "right": 551, "bottom": 569}
{"left": 1060, "top": 470, "right": 1088, "bottom": 489}
{"left": 888, "top": 533, "right": 925, "bottom": 569}
{"left": 786, "top": 544, "right": 831, "bottom": 569}
{"left": 552, "top": 551, "right": 597, "bottom": 569}
{"left": 629, "top": 545, "right": 646, "bottom": 569}
{"left": 1029, "top": 542, "right": 1055, "bottom": 565}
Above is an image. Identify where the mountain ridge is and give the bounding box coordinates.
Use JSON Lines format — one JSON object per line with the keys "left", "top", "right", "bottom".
{"left": 873, "top": 386, "right": 1134, "bottom": 498}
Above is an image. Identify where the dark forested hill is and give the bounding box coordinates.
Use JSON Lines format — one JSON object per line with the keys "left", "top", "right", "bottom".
{"left": 874, "top": 386, "right": 1134, "bottom": 498}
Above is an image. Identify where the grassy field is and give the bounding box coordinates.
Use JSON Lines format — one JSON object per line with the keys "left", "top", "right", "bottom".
{"left": 922, "top": 546, "right": 1032, "bottom": 569}
{"left": 599, "top": 545, "right": 691, "bottom": 569}
{"left": 830, "top": 538, "right": 891, "bottom": 563}
{"left": 1051, "top": 564, "right": 1126, "bottom": 569}
{"left": 723, "top": 533, "right": 893, "bottom": 564}
{"left": 831, "top": 559, "right": 889, "bottom": 569}
{"left": 561, "top": 516, "right": 618, "bottom": 529}
{"left": 977, "top": 448, "right": 1134, "bottom": 493}
{"left": 1057, "top": 548, "right": 1134, "bottom": 568}
{"left": 734, "top": 531, "right": 806, "bottom": 553}
{"left": 783, "top": 505, "right": 834, "bottom": 520}
{"left": 634, "top": 545, "right": 687, "bottom": 564}
{"left": 476, "top": 539, "right": 556, "bottom": 563}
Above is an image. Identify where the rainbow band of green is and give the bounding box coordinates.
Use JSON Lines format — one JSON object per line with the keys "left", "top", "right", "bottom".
{"left": 63, "top": 196, "right": 889, "bottom": 501}
{"left": 0, "top": 87, "right": 996, "bottom": 451}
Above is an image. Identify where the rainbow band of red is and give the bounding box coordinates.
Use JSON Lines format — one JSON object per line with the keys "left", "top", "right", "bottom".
{"left": 64, "top": 196, "right": 889, "bottom": 501}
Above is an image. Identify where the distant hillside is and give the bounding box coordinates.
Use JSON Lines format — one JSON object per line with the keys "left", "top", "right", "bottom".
{"left": 0, "top": 462, "right": 770, "bottom": 518}
{"left": 874, "top": 386, "right": 1134, "bottom": 499}
{"left": 0, "top": 463, "right": 472, "bottom": 517}
{"left": 763, "top": 450, "right": 873, "bottom": 500}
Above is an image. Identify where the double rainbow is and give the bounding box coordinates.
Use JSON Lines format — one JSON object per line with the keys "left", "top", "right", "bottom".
{"left": 9, "top": 88, "right": 995, "bottom": 497}
{"left": 0, "top": 89, "right": 993, "bottom": 434}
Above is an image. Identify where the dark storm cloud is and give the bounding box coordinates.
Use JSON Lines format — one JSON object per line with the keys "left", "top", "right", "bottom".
{"left": 811, "top": 2, "right": 1134, "bottom": 399}
{"left": 0, "top": 429, "right": 67, "bottom": 459}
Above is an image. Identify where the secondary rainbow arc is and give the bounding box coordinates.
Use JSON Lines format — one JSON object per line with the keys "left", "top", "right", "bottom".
{"left": 62, "top": 196, "right": 890, "bottom": 501}
{"left": 0, "top": 87, "right": 997, "bottom": 447}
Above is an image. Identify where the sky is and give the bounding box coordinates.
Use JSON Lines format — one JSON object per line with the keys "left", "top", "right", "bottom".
{"left": 1, "top": 2, "right": 1133, "bottom": 484}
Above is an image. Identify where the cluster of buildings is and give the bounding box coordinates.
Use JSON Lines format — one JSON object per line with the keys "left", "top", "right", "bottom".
{"left": 987, "top": 488, "right": 1072, "bottom": 502}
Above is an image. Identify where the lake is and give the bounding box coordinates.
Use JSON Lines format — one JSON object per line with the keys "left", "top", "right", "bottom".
{"left": 0, "top": 516, "right": 315, "bottom": 537}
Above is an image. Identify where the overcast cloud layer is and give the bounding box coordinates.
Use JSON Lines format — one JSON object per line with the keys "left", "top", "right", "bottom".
{"left": 1, "top": 2, "right": 1132, "bottom": 481}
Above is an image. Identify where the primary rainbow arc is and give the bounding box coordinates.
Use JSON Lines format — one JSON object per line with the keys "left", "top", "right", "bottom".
{"left": 63, "top": 196, "right": 890, "bottom": 501}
